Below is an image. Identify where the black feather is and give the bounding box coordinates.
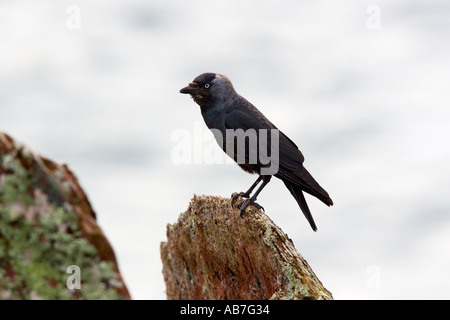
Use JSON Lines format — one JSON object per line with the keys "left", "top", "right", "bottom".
{"left": 284, "top": 181, "right": 318, "bottom": 231}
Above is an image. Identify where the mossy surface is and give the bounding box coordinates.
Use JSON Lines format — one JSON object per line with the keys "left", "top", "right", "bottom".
{"left": 0, "top": 150, "right": 119, "bottom": 300}
{"left": 161, "top": 194, "right": 333, "bottom": 300}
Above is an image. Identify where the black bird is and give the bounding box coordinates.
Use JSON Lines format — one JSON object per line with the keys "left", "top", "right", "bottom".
{"left": 180, "top": 72, "right": 333, "bottom": 231}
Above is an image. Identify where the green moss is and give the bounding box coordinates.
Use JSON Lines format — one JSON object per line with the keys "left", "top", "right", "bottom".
{"left": 259, "top": 218, "right": 276, "bottom": 252}
{"left": 186, "top": 216, "right": 196, "bottom": 235}
{"left": 281, "top": 263, "right": 313, "bottom": 300}
{"left": 0, "top": 155, "right": 120, "bottom": 300}
{"left": 1, "top": 154, "right": 33, "bottom": 206}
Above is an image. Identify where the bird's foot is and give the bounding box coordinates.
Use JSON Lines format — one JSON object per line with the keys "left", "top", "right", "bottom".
{"left": 236, "top": 197, "right": 264, "bottom": 217}
{"left": 230, "top": 191, "right": 250, "bottom": 207}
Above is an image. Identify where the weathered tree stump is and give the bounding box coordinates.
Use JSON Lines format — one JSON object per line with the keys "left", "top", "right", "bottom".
{"left": 160, "top": 194, "right": 332, "bottom": 300}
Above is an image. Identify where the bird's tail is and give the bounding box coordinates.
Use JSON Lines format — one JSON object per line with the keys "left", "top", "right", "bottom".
{"left": 283, "top": 181, "right": 318, "bottom": 231}
{"left": 292, "top": 166, "right": 333, "bottom": 207}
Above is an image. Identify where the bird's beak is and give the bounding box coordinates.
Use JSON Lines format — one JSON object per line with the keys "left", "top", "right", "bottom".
{"left": 180, "top": 82, "right": 200, "bottom": 94}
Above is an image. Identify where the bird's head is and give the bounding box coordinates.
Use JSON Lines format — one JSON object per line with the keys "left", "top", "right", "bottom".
{"left": 180, "top": 72, "right": 235, "bottom": 108}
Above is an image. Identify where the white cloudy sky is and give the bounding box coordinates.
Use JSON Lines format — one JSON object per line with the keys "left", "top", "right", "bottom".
{"left": 1, "top": 0, "right": 449, "bottom": 299}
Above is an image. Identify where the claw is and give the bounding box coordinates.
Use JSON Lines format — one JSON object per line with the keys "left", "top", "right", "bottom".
{"left": 236, "top": 198, "right": 264, "bottom": 217}
{"left": 253, "top": 202, "right": 264, "bottom": 212}
{"left": 230, "top": 191, "right": 249, "bottom": 207}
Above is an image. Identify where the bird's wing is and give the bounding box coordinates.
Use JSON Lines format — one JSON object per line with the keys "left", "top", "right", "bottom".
{"left": 224, "top": 108, "right": 333, "bottom": 206}
{"left": 224, "top": 109, "right": 304, "bottom": 172}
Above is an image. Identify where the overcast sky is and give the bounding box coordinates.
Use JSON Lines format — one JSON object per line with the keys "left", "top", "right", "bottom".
{"left": 1, "top": 0, "right": 449, "bottom": 299}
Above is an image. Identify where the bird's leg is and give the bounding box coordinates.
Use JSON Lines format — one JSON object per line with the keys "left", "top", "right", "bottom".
{"left": 237, "top": 176, "right": 272, "bottom": 217}
{"left": 231, "top": 175, "right": 263, "bottom": 207}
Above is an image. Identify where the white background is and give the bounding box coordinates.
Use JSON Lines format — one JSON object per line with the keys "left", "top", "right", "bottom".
{"left": 1, "top": 0, "right": 449, "bottom": 299}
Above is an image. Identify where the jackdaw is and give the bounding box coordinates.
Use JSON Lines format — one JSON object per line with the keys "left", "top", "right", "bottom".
{"left": 180, "top": 72, "right": 333, "bottom": 231}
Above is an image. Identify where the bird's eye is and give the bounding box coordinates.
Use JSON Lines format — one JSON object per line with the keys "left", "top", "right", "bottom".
{"left": 204, "top": 83, "right": 210, "bottom": 89}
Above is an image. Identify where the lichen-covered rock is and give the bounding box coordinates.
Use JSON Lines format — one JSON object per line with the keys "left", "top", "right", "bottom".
{"left": 0, "top": 132, "right": 130, "bottom": 300}
{"left": 160, "top": 194, "right": 333, "bottom": 300}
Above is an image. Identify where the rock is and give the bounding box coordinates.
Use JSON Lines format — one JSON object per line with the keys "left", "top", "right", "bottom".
{"left": 0, "top": 132, "right": 130, "bottom": 299}
{"left": 160, "top": 194, "right": 333, "bottom": 300}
